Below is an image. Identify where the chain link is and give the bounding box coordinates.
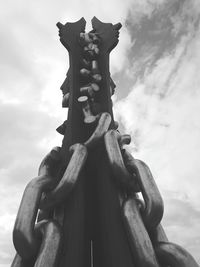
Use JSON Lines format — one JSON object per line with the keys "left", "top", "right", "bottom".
{"left": 104, "top": 130, "right": 138, "bottom": 193}
{"left": 12, "top": 220, "right": 62, "bottom": 267}
{"left": 13, "top": 147, "right": 61, "bottom": 259}
{"left": 84, "top": 112, "right": 111, "bottom": 149}
{"left": 150, "top": 223, "right": 168, "bottom": 244}
{"left": 123, "top": 149, "right": 164, "bottom": 229}
{"left": 11, "top": 253, "right": 31, "bottom": 267}
{"left": 123, "top": 197, "right": 160, "bottom": 267}
{"left": 108, "top": 132, "right": 199, "bottom": 266}
{"left": 33, "top": 220, "right": 62, "bottom": 267}
{"left": 155, "top": 242, "right": 199, "bottom": 267}
{"left": 40, "top": 143, "right": 87, "bottom": 210}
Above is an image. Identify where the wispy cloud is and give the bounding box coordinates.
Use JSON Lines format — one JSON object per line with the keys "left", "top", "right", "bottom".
{"left": 114, "top": 0, "right": 200, "bottom": 262}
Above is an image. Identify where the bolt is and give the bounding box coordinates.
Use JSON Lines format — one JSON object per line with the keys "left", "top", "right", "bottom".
{"left": 92, "top": 73, "right": 102, "bottom": 83}
{"left": 91, "top": 83, "right": 100, "bottom": 92}
{"left": 80, "top": 85, "right": 95, "bottom": 99}
{"left": 78, "top": 96, "right": 97, "bottom": 124}
{"left": 91, "top": 60, "right": 100, "bottom": 74}
{"left": 80, "top": 68, "right": 91, "bottom": 78}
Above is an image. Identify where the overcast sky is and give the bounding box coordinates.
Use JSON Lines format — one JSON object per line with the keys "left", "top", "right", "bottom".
{"left": 1, "top": 0, "right": 200, "bottom": 266}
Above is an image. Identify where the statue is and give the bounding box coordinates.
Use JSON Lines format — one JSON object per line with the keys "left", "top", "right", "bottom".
{"left": 11, "top": 17, "right": 199, "bottom": 267}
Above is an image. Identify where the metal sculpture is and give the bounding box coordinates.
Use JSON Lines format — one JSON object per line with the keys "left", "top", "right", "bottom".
{"left": 11, "top": 17, "right": 199, "bottom": 267}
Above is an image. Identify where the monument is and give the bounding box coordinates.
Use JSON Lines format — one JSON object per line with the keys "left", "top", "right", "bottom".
{"left": 11, "top": 17, "right": 199, "bottom": 267}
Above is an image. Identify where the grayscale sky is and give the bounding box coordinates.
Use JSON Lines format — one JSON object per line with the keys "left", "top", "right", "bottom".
{"left": 1, "top": 0, "right": 200, "bottom": 265}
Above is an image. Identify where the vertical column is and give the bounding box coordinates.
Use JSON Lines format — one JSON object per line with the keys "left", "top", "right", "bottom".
{"left": 55, "top": 18, "right": 91, "bottom": 267}
{"left": 89, "top": 17, "right": 135, "bottom": 267}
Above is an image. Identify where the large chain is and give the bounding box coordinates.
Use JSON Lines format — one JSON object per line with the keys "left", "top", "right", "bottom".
{"left": 104, "top": 129, "right": 199, "bottom": 267}
{"left": 11, "top": 122, "right": 200, "bottom": 267}
{"left": 11, "top": 111, "right": 111, "bottom": 267}
{"left": 11, "top": 29, "right": 199, "bottom": 267}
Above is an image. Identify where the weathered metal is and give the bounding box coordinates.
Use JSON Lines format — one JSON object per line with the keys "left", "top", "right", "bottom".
{"left": 123, "top": 197, "right": 160, "bottom": 267}
{"left": 150, "top": 223, "right": 168, "bottom": 244}
{"left": 123, "top": 149, "right": 164, "bottom": 229}
{"left": 84, "top": 112, "right": 111, "bottom": 149}
{"left": 34, "top": 220, "right": 62, "bottom": 267}
{"left": 78, "top": 96, "right": 98, "bottom": 123}
{"left": 11, "top": 17, "right": 199, "bottom": 267}
{"left": 104, "top": 130, "right": 136, "bottom": 192}
{"left": 155, "top": 242, "right": 199, "bottom": 267}
{"left": 13, "top": 148, "right": 61, "bottom": 259}
{"left": 40, "top": 144, "right": 88, "bottom": 210}
{"left": 11, "top": 253, "right": 30, "bottom": 267}
{"left": 12, "top": 220, "right": 62, "bottom": 267}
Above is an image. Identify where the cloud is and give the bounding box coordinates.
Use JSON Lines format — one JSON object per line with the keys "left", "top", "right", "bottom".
{"left": 114, "top": 0, "right": 200, "bottom": 263}
{"left": 124, "top": 0, "right": 200, "bottom": 84}
{"left": 115, "top": 12, "right": 200, "bottom": 202}
{"left": 126, "top": 0, "right": 166, "bottom": 25}
{"left": 163, "top": 193, "right": 200, "bottom": 262}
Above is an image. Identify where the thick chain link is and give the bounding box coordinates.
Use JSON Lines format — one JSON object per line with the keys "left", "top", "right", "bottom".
{"left": 155, "top": 242, "right": 199, "bottom": 267}
{"left": 40, "top": 143, "right": 87, "bottom": 210}
{"left": 12, "top": 220, "right": 62, "bottom": 267}
{"left": 123, "top": 149, "right": 164, "bottom": 229}
{"left": 105, "top": 130, "right": 199, "bottom": 267}
{"left": 123, "top": 197, "right": 160, "bottom": 267}
{"left": 13, "top": 147, "right": 61, "bottom": 260}
{"left": 104, "top": 130, "right": 137, "bottom": 193}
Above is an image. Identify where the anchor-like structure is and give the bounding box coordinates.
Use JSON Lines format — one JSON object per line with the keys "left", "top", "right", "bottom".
{"left": 11, "top": 17, "right": 199, "bottom": 267}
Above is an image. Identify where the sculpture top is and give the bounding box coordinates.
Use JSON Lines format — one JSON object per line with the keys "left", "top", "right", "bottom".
{"left": 56, "top": 17, "right": 122, "bottom": 162}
